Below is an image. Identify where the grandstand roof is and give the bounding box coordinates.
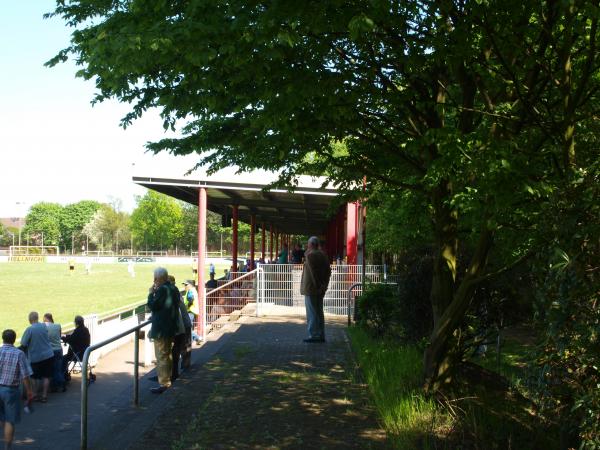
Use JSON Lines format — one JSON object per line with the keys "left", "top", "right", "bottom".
{"left": 132, "top": 158, "right": 340, "bottom": 235}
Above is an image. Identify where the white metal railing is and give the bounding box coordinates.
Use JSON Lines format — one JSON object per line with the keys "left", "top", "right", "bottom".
{"left": 256, "top": 264, "right": 387, "bottom": 316}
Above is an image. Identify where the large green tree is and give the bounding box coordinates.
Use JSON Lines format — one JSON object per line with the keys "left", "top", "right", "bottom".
{"left": 22, "top": 202, "right": 63, "bottom": 246}
{"left": 47, "top": 0, "right": 600, "bottom": 388}
{"left": 130, "top": 191, "right": 184, "bottom": 250}
{"left": 60, "top": 200, "right": 101, "bottom": 252}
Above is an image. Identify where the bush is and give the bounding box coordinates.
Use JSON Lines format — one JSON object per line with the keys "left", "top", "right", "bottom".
{"left": 357, "top": 251, "right": 434, "bottom": 343}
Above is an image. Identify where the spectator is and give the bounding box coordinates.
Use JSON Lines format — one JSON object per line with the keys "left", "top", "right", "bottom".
{"left": 43, "top": 313, "right": 66, "bottom": 393}
{"left": 300, "top": 236, "right": 332, "bottom": 343}
{"left": 183, "top": 280, "right": 202, "bottom": 345}
{"left": 147, "top": 267, "right": 180, "bottom": 394}
{"left": 168, "top": 275, "right": 189, "bottom": 381}
{"left": 62, "top": 315, "right": 91, "bottom": 381}
{"left": 291, "top": 243, "right": 304, "bottom": 264}
{"left": 20, "top": 311, "right": 54, "bottom": 403}
{"left": 209, "top": 262, "right": 215, "bottom": 277}
{"left": 0, "top": 329, "right": 34, "bottom": 450}
{"left": 277, "top": 243, "right": 289, "bottom": 264}
{"left": 205, "top": 272, "right": 218, "bottom": 290}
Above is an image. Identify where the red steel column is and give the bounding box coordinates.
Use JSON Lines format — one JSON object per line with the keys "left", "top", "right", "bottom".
{"left": 269, "top": 224, "right": 274, "bottom": 262}
{"left": 198, "top": 187, "right": 207, "bottom": 338}
{"left": 346, "top": 202, "right": 358, "bottom": 264}
{"left": 232, "top": 205, "right": 239, "bottom": 273}
{"left": 250, "top": 214, "right": 256, "bottom": 270}
{"left": 261, "top": 222, "right": 266, "bottom": 262}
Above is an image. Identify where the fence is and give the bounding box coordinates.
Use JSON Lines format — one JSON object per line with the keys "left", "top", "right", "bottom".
{"left": 205, "top": 270, "right": 258, "bottom": 334}
{"left": 255, "top": 264, "right": 388, "bottom": 317}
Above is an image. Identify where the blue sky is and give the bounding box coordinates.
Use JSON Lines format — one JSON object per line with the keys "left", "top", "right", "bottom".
{"left": 0, "top": 1, "right": 176, "bottom": 217}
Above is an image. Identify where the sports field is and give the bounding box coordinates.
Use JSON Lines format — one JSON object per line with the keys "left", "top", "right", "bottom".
{"left": 0, "top": 261, "right": 229, "bottom": 339}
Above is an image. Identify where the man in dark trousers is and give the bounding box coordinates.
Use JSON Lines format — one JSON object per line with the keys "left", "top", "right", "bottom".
{"left": 62, "top": 315, "right": 91, "bottom": 380}
{"left": 300, "top": 236, "right": 331, "bottom": 343}
{"left": 0, "top": 329, "right": 34, "bottom": 450}
{"left": 147, "top": 267, "right": 180, "bottom": 393}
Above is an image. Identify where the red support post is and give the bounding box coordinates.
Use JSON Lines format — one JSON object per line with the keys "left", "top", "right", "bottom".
{"left": 269, "top": 224, "right": 274, "bottom": 262}
{"left": 261, "top": 222, "right": 266, "bottom": 263}
{"left": 232, "top": 205, "right": 239, "bottom": 273}
{"left": 250, "top": 214, "right": 256, "bottom": 270}
{"left": 346, "top": 202, "right": 358, "bottom": 264}
{"left": 197, "top": 187, "right": 207, "bottom": 338}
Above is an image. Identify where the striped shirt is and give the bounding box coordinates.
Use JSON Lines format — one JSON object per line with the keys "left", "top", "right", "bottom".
{"left": 0, "top": 344, "right": 32, "bottom": 387}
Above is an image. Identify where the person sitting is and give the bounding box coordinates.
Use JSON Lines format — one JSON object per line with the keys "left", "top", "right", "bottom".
{"left": 62, "top": 315, "right": 91, "bottom": 380}
{"left": 205, "top": 272, "right": 218, "bottom": 291}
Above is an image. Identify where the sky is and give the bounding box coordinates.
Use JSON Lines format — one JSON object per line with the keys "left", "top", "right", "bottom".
{"left": 0, "top": 1, "right": 184, "bottom": 218}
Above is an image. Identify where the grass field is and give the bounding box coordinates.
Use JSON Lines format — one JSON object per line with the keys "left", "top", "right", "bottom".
{"left": 0, "top": 261, "right": 229, "bottom": 339}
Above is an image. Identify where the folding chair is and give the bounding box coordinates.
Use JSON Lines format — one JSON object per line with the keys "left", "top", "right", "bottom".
{"left": 64, "top": 344, "right": 96, "bottom": 385}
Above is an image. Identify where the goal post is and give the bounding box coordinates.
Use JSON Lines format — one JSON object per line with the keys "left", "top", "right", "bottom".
{"left": 9, "top": 246, "right": 60, "bottom": 256}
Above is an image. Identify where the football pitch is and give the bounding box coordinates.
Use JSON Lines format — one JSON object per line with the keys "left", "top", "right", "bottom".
{"left": 0, "top": 261, "right": 229, "bottom": 339}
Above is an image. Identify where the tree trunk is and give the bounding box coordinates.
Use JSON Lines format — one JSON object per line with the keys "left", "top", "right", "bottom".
{"left": 430, "top": 183, "right": 458, "bottom": 327}
{"left": 424, "top": 224, "right": 494, "bottom": 391}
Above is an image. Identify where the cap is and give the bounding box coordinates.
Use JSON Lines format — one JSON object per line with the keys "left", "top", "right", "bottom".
{"left": 183, "top": 280, "right": 195, "bottom": 286}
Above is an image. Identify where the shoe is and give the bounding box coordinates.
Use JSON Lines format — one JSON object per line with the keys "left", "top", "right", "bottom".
{"left": 150, "top": 385, "right": 168, "bottom": 394}
{"left": 303, "top": 337, "right": 326, "bottom": 343}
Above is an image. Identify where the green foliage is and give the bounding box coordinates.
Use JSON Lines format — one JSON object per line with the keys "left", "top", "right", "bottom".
{"left": 48, "top": 0, "right": 600, "bottom": 398}
{"left": 130, "top": 190, "right": 184, "bottom": 250}
{"left": 60, "top": 200, "right": 102, "bottom": 251}
{"left": 0, "top": 222, "right": 8, "bottom": 246}
{"left": 357, "top": 271, "right": 433, "bottom": 343}
{"left": 530, "top": 167, "right": 600, "bottom": 449}
{"left": 82, "top": 203, "right": 130, "bottom": 251}
{"left": 348, "top": 326, "right": 446, "bottom": 448}
{"left": 22, "top": 202, "right": 63, "bottom": 245}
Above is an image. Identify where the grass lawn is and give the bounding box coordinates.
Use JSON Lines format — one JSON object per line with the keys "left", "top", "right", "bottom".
{"left": 0, "top": 261, "right": 229, "bottom": 338}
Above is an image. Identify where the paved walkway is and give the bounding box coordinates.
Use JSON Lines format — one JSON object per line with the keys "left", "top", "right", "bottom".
{"left": 13, "top": 314, "right": 387, "bottom": 449}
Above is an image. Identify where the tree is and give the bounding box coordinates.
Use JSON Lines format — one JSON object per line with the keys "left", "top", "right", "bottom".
{"left": 60, "top": 200, "right": 101, "bottom": 252}
{"left": 130, "top": 191, "right": 183, "bottom": 250}
{"left": 22, "top": 202, "right": 63, "bottom": 246}
{"left": 48, "top": 0, "right": 600, "bottom": 389}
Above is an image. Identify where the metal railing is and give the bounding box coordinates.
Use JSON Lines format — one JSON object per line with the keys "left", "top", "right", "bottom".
{"left": 80, "top": 318, "right": 151, "bottom": 450}
{"left": 347, "top": 283, "right": 362, "bottom": 326}
{"left": 205, "top": 270, "right": 258, "bottom": 333}
{"left": 256, "top": 264, "right": 388, "bottom": 316}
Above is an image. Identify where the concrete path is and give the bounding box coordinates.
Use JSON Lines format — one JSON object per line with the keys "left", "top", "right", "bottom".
{"left": 12, "top": 314, "right": 387, "bottom": 449}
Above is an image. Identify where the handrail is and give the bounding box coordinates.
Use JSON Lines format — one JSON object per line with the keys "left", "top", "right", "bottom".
{"left": 80, "top": 318, "right": 151, "bottom": 450}
{"left": 347, "top": 283, "right": 362, "bottom": 327}
{"left": 97, "top": 300, "right": 147, "bottom": 321}
{"left": 210, "top": 268, "right": 258, "bottom": 292}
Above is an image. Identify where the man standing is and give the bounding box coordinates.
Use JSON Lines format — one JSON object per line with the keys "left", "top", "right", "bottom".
{"left": 43, "top": 313, "right": 65, "bottom": 392}
{"left": 147, "top": 267, "right": 179, "bottom": 393}
{"left": 20, "top": 312, "right": 54, "bottom": 402}
{"left": 0, "top": 329, "right": 33, "bottom": 450}
{"left": 300, "top": 237, "right": 331, "bottom": 343}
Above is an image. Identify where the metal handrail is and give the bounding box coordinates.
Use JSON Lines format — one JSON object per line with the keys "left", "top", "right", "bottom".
{"left": 80, "top": 318, "right": 151, "bottom": 450}
{"left": 347, "top": 283, "right": 362, "bottom": 326}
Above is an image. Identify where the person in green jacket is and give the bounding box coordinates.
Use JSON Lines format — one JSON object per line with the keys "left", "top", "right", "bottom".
{"left": 147, "top": 267, "right": 180, "bottom": 393}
